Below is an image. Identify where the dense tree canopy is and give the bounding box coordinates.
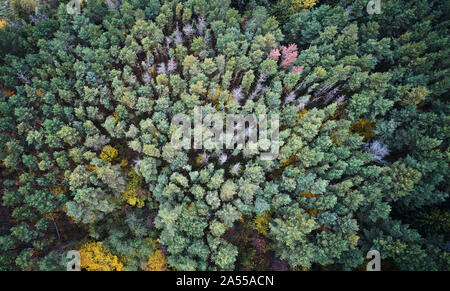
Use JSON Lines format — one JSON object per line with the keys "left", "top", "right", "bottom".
{"left": 0, "top": 0, "right": 448, "bottom": 270}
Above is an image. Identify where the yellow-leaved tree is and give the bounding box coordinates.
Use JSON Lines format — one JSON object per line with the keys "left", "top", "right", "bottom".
{"left": 142, "top": 250, "right": 168, "bottom": 271}
{"left": 99, "top": 145, "right": 118, "bottom": 162}
{"left": 79, "top": 241, "right": 124, "bottom": 271}
{"left": 0, "top": 19, "right": 7, "bottom": 29}
{"left": 281, "top": 0, "right": 317, "bottom": 12}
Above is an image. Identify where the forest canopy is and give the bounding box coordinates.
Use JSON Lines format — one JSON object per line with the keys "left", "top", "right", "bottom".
{"left": 0, "top": 0, "right": 449, "bottom": 271}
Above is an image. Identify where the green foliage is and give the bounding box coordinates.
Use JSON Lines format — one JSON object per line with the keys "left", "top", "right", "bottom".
{"left": 0, "top": 0, "right": 448, "bottom": 271}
